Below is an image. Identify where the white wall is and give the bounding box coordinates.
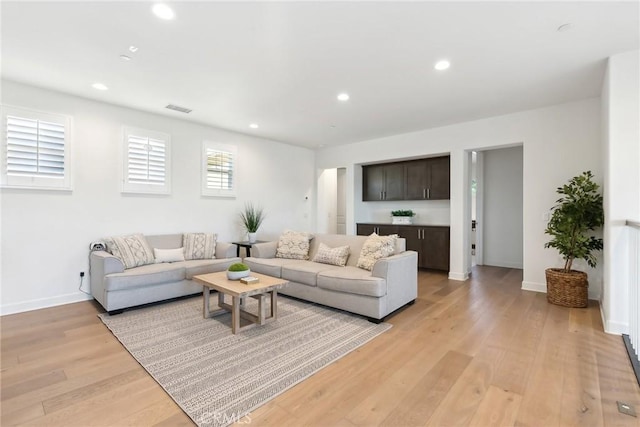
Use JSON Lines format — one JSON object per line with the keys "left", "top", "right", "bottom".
{"left": 482, "top": 146, "right": 523, "bottom": 269}
{"left": 316, "top": 168, "right": 338, "bottom": 234}
{"left": 0, "top": 80, "right": 315, "bottom": 315}
{"left": 601, "top": 50, "right": 640, "bottom": 334}
{"left": 316, "top": 97, "right": 602, "bottom": 293}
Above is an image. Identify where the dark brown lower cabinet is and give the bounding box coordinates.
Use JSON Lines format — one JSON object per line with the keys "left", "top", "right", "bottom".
{"left": 356, "top": 223, "right": 450, "bottom": 271}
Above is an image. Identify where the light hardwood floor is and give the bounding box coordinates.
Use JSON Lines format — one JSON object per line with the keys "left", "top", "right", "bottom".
{"left": 2, "top": 267, "right": 639, "bottom": 426}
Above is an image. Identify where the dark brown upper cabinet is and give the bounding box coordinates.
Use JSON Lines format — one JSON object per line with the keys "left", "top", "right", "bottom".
{"left": 405, "top": 156, "right": 450, "bottom": 200}
{"left": 362, "top": 163, "right": 405, "bottom": 201}
{"left": 362, "top": 155, "right": 450, "bottom": 201}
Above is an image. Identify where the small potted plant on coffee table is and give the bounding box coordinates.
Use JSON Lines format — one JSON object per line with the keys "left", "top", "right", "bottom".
{"left": 227, "top": 263, "right": 251, "bottom": 280}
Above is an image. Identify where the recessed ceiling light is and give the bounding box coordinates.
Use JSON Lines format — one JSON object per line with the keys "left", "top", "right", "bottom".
{"left": 249, "top": 123, "right": 259, "bottom": 129}
{"left": 152, "top": 3, "right": 175, "bottom": 20}
{"left": 129, "top": 46, "right": 138, "bottom": 53}
{"left": 337, "top": 93, "right": 350, "bottom": 101}
{"left": 434, "top": 60, "right": 450, "bottom": 71}
{"left": 557, "top": 23, "right": 573, "bottom": 32}
{"left": 120, "top": 55, "right": 131, "bottom": 61}
{"left": 92, "top": 83, "right": 108, "bottom": 91}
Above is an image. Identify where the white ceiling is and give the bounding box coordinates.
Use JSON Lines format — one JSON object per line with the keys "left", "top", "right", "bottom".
{"left": 2, "top": 1, "right": 638, "bottom": 148}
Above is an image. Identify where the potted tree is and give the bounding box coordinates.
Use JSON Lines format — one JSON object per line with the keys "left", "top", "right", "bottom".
{"left": 240, "top": 203, "right": 265, "bottom": 243}
{"left": 544, "top": 171, "right": 604, "bottom": 308}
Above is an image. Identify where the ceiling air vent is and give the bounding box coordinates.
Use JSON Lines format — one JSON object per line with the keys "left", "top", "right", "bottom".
{"left": 165, "top": 104, "right": 192, "bottom": 114}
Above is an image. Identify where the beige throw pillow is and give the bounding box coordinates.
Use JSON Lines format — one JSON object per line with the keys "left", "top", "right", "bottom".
{"left": 275, "top": 230, "right": 313, "bottom": 260}
{"left": 154, "top": 247, "right": 186, "bottom": 263}
{"left": 356, "top": 233, "right": 398, "bottom": 271}
{"left": 312, "top": 243, "right": 350, "bottom": 267}
{"left": 183, "top": 233, "right": 217, "bottom": 260}
{"left": 105, "top": 234, "right": 155, "bottom": 269}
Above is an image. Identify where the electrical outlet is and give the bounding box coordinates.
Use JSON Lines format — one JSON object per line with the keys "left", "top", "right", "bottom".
{"left": 80, "top": 271, "right": 85, "bottom": 278}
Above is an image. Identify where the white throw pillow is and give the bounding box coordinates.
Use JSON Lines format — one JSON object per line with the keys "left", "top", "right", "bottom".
{"left": 104, "top": 234, "right": 155, "bottom": 269}
{"left": 356, "top": 233, "right": 398, "bottom": 271}
{"left": 312, "top": 243, "right": 350, "bottom": 267}
{"left": 183, "top": 233, "right": 217, "bottom": 260}
{"left": 275, "top": 230, "right": 313, "bottom": 260}
{"left": 154, "top": 247, "right": 186, "bottom": 263}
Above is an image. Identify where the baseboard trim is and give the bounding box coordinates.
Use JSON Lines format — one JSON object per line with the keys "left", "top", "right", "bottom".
{"left": 448, "top": 271, "right": 469, "bottom": 281}
{"left": 521, "top": 281, "right": 546, "bottom": 293}
{"left": 603, "top": 318, "right": 628, "bottom": 336}
{"left": 1, "top": 292, "right": 93, "bottom": 316}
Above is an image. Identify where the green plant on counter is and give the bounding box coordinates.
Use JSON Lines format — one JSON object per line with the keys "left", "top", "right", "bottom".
{"left": 391, "top": 209, "right": 416, "bottom": 217}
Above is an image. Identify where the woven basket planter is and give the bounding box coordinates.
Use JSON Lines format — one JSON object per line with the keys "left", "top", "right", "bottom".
{"left": 545, "top": 268, "right": 588, "bottom": 308}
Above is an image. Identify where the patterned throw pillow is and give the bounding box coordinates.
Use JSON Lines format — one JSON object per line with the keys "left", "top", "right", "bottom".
{"left": 183, "top": 233, "right": 217, "bottom": 260}
{"left": 356, "top": 233, "right": 398, "bottom": 271}
{"left": 275, "top": 230, "right": 313, "bottom": 260}
{"left": 312, "top": 243, "right": 350, "bottom": 267}
{"left": 105, "top": 234, "right": 155, "bottom": 269}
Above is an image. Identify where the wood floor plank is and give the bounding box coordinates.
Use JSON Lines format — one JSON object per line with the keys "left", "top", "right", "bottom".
{"left": 468, "top": 385, "right": 522, "bottom": 427}
{"left": 379, "top": 350, "right": 472, "bottom": 426}
{"left": 2, "top": 267, "right": 638, "bottom": 427}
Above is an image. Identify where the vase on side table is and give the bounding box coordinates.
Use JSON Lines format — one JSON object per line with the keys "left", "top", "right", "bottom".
{"left": 248, "top": 232, "right": 257, "bottom": 243}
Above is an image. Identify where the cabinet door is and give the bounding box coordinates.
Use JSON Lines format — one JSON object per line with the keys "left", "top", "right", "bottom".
{"left": 377, "top": 225, "right": 399, "bottom": 236}
{"left": 397, "top": 226, "right": 424, "bottom": 265}
{"left": 404, "top": 160, "right": 428, "bottom": 200}
{"left": 421, "top": 227, "right": 450, "bottom": 270}
{"left": 357, "top": 224, "right": 376, "bottom": 236}
{"left": 427, "top": 156, "right": 450, "bottom": 200}
{"left": 363, "top": 165, "right": 385, "bottom": 201}
{"left": 383, "top": 163, "right": 405, "bottom": 200}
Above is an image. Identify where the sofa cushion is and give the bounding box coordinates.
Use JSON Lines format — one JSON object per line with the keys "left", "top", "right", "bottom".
{"left": 105, "top": 234, "right": 155, "bottom": 269}
{"left": 105, "top": 263, "right": 186, "bottom": 291}
{"left": 184, "top": 259, "right": 238, "bottom": 279}
{"left": 281, "top": 260, "right": 337, "bottom": 287}
{"left": 312, "top": 243, "right": 350, "bottom": 267}
{"left": 154, "top": 247, "right": 186, "bottom": 263}
{"left": 183, "top": 233, "right": 217, "bottom": 260}
{"left": 317, "top": 267, "right": 387, "bottom": 297}
{"left": 356, "top": 233, "right": 398, "bottom": 271}
{"left": 244, "top": 257, "right": 297, "bottom": 278}
{"left": 275, "top": 230, "right": 313, "bottom": 260}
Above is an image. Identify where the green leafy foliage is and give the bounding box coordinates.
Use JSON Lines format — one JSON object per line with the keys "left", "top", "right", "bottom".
{"left": 239, "top": 203, "right": 265, "bottom": 233}
{"left": 544, "top": 171, "right": 604, "bottom": 272}
{"left": 391, "top": 210, "right": 415, "bottom": 217}
{"left": 228, "top": 262, "right": 249, "bottom": 272}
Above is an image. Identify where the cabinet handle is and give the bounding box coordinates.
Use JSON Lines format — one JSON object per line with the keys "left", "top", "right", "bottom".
{"left": 380, "top": 191, "right": 383, "bottom": 200}
{"left": 383, "top": 191, "right": 386, "bottom": 200}
{"left": 417, "top": 229, "right": 421, "bottom": 239}
{"left": 427, "top": 188, "right": 430, "bottom": 199}
{"left": 422, "top": 229, "right": 425, "bottom": 239}
{"left": 423, "top": 188, "right": 426, "bottom": 199}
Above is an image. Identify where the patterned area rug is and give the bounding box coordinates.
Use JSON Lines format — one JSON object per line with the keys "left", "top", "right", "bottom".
{"left": 98, "top": 295, "right": 391, "bottom": 427}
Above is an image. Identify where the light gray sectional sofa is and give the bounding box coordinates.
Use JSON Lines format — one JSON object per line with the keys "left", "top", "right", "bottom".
{"left": 244, "top": 233, "right": 418, "bottom": 322}
{"left": 90, "top": 234, "right": 240, "bottom": 313}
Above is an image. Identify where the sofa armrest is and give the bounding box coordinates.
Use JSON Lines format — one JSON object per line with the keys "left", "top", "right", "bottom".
{"left": 215, "top": 242, "right": 237, "bottom": 259}
{"left": 371, "top": 251, "right": 418, "bottom": 312}
{"left": 90, "top": 251, "right": 125, "bottom": 309}
{"left": 251, "top": 241, "right": 278, "bottom": 258}
{"left": 91, "top": 250, "right": 125, "bottom": 275}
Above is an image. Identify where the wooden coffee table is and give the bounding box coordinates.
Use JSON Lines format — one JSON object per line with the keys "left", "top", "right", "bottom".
{"left": 193, "top": 271, "right": 288, "bottom": 334}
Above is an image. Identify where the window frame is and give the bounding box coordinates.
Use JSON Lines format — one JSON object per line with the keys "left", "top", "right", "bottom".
{"left": 121, "top": 126, "right": 171, "bottom": 195}
{"left": 201, "top": 141, "right": 237, "bottom": 198}
{"left": 1, "top": 105, "right": 73, "bottom": 191}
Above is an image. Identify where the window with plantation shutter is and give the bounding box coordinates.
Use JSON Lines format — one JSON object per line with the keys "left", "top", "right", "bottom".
{"left": 122, "top": 127, "right": 171, "bottom": 194}
{"left": 1, "top": 106, "right": 72, "bottom": 190}
{"left": 202, "top": 141, "right": 236, "bottom": 198}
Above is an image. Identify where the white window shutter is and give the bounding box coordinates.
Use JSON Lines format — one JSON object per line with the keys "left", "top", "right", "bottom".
{"left": 1, "top": 106, "right": 72, "bottom": 190}
{"left": 122, "top": 127, "right": 171, "bottom": 194}
{"left": 202, "top": 142, "right": 236, "bottom": 197}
